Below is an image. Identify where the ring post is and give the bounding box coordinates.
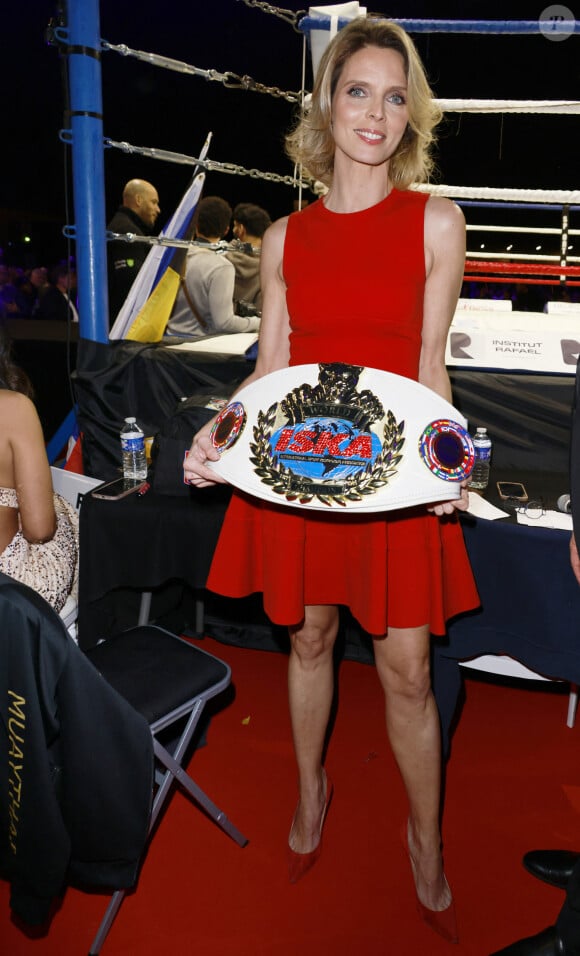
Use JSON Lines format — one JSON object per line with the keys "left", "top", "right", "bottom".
{"left": 65, "top": 0, "right": 108, "bottom": 343}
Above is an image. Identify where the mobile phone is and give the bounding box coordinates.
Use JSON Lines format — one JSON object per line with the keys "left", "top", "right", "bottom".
{"left": 91, "top": 478, "right": 148, "bottom": 500}
{"left": 496, "top": 481, "right": 528, "bottom": 502}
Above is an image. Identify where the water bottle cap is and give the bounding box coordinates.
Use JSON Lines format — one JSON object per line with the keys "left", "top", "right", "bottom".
{"left": 475, "top": 427, "right": 487, "bottom": 435}
{"left": 125, "top": 417, "right": 136, "bottom": 424}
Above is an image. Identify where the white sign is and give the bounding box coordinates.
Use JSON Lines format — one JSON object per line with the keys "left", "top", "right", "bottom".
{"left": 446, "top": 309, "right": 580, "bottom": 373}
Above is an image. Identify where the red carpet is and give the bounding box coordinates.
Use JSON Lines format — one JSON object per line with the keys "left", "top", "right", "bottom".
{"left": 2, "top": 637, "right": 579, "bottom": 955}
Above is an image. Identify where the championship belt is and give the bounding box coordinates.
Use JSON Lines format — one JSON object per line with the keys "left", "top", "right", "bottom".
{"left": 208, "top": 363, "right": 474, "bottom": 513}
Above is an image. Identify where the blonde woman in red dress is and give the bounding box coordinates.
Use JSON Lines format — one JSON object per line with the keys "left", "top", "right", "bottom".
{"left": 184, "top": 17, "right": 479, "bottom": 942}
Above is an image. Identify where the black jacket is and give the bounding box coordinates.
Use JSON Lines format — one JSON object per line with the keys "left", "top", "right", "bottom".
{"left": 35, "top": 286, "right": 77, "bottom": 323}
{"left": 107, "top": 206, "right": 152, "bottom": 323}
{"left": 0, "top": 574, "right": 153, "bottom": 925}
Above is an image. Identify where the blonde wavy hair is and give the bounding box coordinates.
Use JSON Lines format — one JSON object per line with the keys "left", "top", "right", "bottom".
{"left": 286, "top": 17, "right": 442, "bottom": 189}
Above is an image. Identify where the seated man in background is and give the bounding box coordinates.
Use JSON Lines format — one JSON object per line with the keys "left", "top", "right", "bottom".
{"left": 225, "top": 202, "right": 271, "bottom": 312}
{"left": 36, "top": 263, "right": 78, "bottom": 323}
{"left": 12, "top": 266, "right": 49, "bottom": 317}
{"left": 107, "top": 178, "right": 161, "bottom": 324}
{"left": 165, "top": 196, "right": 260, "bottom": 340}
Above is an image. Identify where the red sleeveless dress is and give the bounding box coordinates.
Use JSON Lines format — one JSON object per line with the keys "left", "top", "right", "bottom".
{"left": 207, "top": 189, "right": 479, "bottom": 635}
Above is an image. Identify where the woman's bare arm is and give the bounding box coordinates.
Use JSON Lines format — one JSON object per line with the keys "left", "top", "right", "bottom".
{"left": 6, "top": 392, "right": 57, "bottom": 542}
{"left": 419, "top": 196, "right": 465, "bottom": 400}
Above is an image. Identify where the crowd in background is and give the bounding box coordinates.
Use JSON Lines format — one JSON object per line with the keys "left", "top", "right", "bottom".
{"left": 0, "top": 258, "right": 78, "bottom": 322}
{"left": 2, "top": 243, "right": 579, "bottom": 327}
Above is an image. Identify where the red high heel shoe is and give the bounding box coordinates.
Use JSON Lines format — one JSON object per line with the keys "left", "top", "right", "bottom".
{"left": 402, "top": 821, "right": 459, "bottom": 945}
{"left": 414, "top": 881, "right": 458, "bottom": 945}
{"left": 287, "top": 772, "right": 333, "bottom": 884}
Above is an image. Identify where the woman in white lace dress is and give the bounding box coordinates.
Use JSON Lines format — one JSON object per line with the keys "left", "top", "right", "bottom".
{"left": 0, "top": 332, "right": 78, "bottom": 612}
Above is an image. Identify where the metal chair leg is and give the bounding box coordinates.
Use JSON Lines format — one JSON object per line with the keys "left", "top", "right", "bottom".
{"left": 138, "top": 591, "right": 152, "bottom": 626}
{"left": 87, "top": 889, "right": 126, "bottom": 956}
{"left": 567, "top": 683, "right": 578, "bottom": 728}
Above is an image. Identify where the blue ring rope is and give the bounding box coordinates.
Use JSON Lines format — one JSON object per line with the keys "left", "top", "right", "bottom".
{"left": 298, "top": 17, "right": 579, "bottom": 36}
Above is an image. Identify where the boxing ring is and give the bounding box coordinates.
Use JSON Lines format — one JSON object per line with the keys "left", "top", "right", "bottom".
{"left": 44, "top": 1, "right": 578, "bottom": 479}
{"left": 55, "top": 0, "right": 580, "bottom": 350}
{"left": 50, "top": 4, "right": 580, "bottom": 731}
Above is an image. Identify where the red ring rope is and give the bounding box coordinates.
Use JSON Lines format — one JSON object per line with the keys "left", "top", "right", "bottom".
{"left": 463, "top": 275, "right": 580, "bottom": 286}
{"left": 465, "top": 259, "right": 580, "bottom": 277}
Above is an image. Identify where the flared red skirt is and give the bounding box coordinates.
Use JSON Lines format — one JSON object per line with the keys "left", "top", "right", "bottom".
{"left": 207, "top": 491, "right": 479, "bottom": 636}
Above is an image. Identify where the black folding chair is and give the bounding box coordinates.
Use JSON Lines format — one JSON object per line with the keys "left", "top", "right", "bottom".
{"left": 84, "top": 625, "right": 249, "bottom": 955}
{"left": 0, "top": 573, "right": 247, "bottom": 955}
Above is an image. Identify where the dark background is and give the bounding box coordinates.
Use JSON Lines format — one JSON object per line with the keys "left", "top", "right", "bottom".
{"left": 1, "top": 0, "right": 578, "bottom": 268}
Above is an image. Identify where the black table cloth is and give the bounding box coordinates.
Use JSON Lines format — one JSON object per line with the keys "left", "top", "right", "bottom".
{"left": 78, "top": 484, "right": 231, "bottom": 647}
{"left": 434, "top": 517, "right": 580, "bottom": 756}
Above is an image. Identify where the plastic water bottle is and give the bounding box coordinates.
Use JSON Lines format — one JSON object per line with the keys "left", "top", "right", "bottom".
{"left": 120, "top": 417, "right": 148, "bottom": 480}
{"left": 469, "top": 427, "right": 492, "bottom": 491}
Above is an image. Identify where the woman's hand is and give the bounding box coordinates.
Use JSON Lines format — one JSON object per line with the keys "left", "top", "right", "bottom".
{"left": 427, "top": 481, "right": 470, "bottom": 517}
{"left": 183, "top": 432, "right": 227, "bottom": 488}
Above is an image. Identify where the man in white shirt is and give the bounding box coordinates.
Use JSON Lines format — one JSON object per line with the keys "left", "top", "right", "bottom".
{"left": 165, "top": 196, "right": 260, "bottom": 339}
{"left": 225, "top": 202, "right": 271, "bottom": 311}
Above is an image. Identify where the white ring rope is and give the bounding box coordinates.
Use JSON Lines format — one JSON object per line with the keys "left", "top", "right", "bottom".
{"left": 102, "top": 39, "right": 580, "bottom": 115}
{"left": 107, "top": 235, "right": 580, "bottom": 263}
{"left": 414, "top": 184, "right": 580, "bottom": 205}
{"left": 106, "top": 230, "right": 580, "bottom": 267}
{"left": 101, "top": 9, "right": 579, "bottom": 282}
{"left": 466, "top": 225, "right": 580, "bottom": 236}
{"left": 105, "top": 135, "right": 580, "bottom": 207}
{"left": 108, "top": 227, "right": 580, "bottom": 246}
{"left": 437, "top": 99, "right": 580, "bottom": 114}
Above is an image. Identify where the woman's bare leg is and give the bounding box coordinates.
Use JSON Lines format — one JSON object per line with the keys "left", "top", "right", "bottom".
{"left": 373, "top": 625, "right": 451, "bottom": 912}
{"left": 287, "top": 604, "right": 339, "bottom": 854}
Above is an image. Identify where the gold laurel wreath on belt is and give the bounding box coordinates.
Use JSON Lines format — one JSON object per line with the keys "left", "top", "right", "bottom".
{"left": 249, "top": 401, "right": 405, "bottom": 508}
